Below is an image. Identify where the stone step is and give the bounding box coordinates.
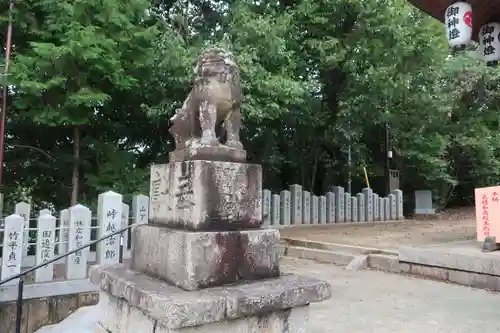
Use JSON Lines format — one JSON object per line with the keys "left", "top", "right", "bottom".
{"left": 281, "top": 237, "right": 398, "bottom": 256}
{"left": 280, "top": 244, "right": 357, "bottom": 266}
{"left": 280, "top": 243, "right": 402, "bottom": 273}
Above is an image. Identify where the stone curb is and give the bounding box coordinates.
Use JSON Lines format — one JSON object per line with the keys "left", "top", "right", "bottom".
{"left": 281, "top": 238, "right": 398, "bottom": 256}
{"left": 367, "top": 253, "right": 401, "bottom": 273}
{"left": 280, "top": 244, "right": 401, "bottom": 272}
{"left": 399, "top": 262, "right": 500, "bottom": 291}
{"left": 266, "top": 219, "right": 408, "bottom": 231}
{"left": 280, "top": 244, "right": 356, "bottom": 266}
{"left": 281, "top": 241, "right": 500, "bottom": 292}
{"left": 398, "top": 244, "right": 500, "bottom": 276}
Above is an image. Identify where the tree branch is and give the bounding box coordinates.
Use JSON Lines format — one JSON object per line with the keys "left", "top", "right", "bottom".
{"left": 6, "top": 144, "right": 54, "bottom": 159}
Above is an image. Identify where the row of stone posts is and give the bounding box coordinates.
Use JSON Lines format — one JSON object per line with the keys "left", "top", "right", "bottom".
{"left": 0, "top": 192, "right": 150, "bottom": 285}
{"left": 262, "top": 185, "right": 404, "bottom": 226}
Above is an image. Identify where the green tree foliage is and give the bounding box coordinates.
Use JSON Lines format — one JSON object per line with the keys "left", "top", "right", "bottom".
{"left": 1, "top": 0, "right": 499, "bottom": 211}
{"left": 3, "top": 0, "right": 180, "bottom": 208}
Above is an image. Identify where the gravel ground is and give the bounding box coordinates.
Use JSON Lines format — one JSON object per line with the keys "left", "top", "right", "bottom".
{"left": 280, "top": 217, "right": 476, "bottom": 250}
{"left": 37, "top": 256, "right": 500, "bottom": 333}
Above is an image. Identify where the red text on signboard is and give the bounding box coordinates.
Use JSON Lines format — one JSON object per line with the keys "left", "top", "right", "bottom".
{"left": 482, "top": 194, "right": 490, "bottom": 237}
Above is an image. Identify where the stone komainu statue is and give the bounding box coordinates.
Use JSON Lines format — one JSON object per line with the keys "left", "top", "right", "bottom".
{"left": 169, "top": 46, "right": 243, "bottom": 152}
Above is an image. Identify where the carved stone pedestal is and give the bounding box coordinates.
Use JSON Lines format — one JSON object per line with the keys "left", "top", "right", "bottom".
{"left": 93, "top": 52, "right": 331, "bottom": 332}
{"left": 91, "top": 156, "right": 331, "bottom": 333}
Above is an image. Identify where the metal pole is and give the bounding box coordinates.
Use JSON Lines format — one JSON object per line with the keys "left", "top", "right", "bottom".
{"left": 15, "top": 277, "right": 24, "bottom": 333}
{"left": 0, "top": 0, "right": 15, "bottom": 189}
{"left": 119, "top": 233, "right": 124, "bottom": 263}
{"left": 384, "top": 122, "right": 390, "bottom": 196}
{"left": 347, "top": 119, "right": 352, "bottom": 194}
{"left": 347, "top": 144, "right": 352, "bottom": 194}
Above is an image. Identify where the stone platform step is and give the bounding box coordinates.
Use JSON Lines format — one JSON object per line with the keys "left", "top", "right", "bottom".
{"left": 399, "top": 242, "right": 500, "bottom": 275}
{"left": 281, "top": 238, "right": 397, "bottom": 255}
{"left": 280, "top": 244, "right": 357, "bottom": 266}
{"left": 280, "top": 237, "right": 400, "bottom": 269}
{"left": 280, "top": 242, "right": 401, "bottom": 273}
{"left": 281, "top": 238, "right": 500, "bottom": 291}
{"left": 398, "top": 241, "right": 500, "bottom": 291}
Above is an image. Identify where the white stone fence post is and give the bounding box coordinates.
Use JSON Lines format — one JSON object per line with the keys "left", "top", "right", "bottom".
{"left": 0, "top": 193, "right": 150, "bottom": 284}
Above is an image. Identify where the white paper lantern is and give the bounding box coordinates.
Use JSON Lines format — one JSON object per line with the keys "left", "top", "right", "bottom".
{"left": 445, "top": 2, "right": 473, "bottom": 49}
{"left": 479, "top": 23, "right": 500, "bottom": 66}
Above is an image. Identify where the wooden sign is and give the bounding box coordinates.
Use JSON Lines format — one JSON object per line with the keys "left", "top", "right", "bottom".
{"left": 474, "top": 186, "right": 500, "bottom": 242}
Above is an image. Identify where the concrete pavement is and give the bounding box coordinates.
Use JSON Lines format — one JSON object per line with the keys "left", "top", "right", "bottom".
{"left": 284, "top": 257, "right": 500, "bottom": 333}
{"left": 37, "top": 257, "right": 500, "bottom": 333}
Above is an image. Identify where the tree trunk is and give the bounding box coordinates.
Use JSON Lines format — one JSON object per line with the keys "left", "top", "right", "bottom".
{"left": 310, "top": 142, "right": 320, "bottom": 193}
{"left": 70, "top": 126, "right": 80, "bottom": 206}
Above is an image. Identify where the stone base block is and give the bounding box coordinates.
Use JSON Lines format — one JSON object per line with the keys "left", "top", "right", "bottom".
{"left": 169, "top": 145, "right": 247, "bottom": 163}
{"left": 131, "top": 224, "right": 280, "bottom": 290}
{"left": 414, "top": 209, "right": 436, "bottom": 215}
{"left": 96, "top": 292, "right": 309, "bottom": 333}
{"left": 90, "top": 264, "right": 331, "bottom": 333}
{"left": 150, "top": 160, "right": 262, "bottom": 230}
{"left": 482, "top": 236, "right": 500, "bottom": 252}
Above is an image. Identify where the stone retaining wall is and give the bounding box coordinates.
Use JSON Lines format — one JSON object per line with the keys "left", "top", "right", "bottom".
{"left": 0, "top": 279, "right": 99, "bottom": 333}
{"left": 0, "top": 291, "right": 98, "bottom": 333}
